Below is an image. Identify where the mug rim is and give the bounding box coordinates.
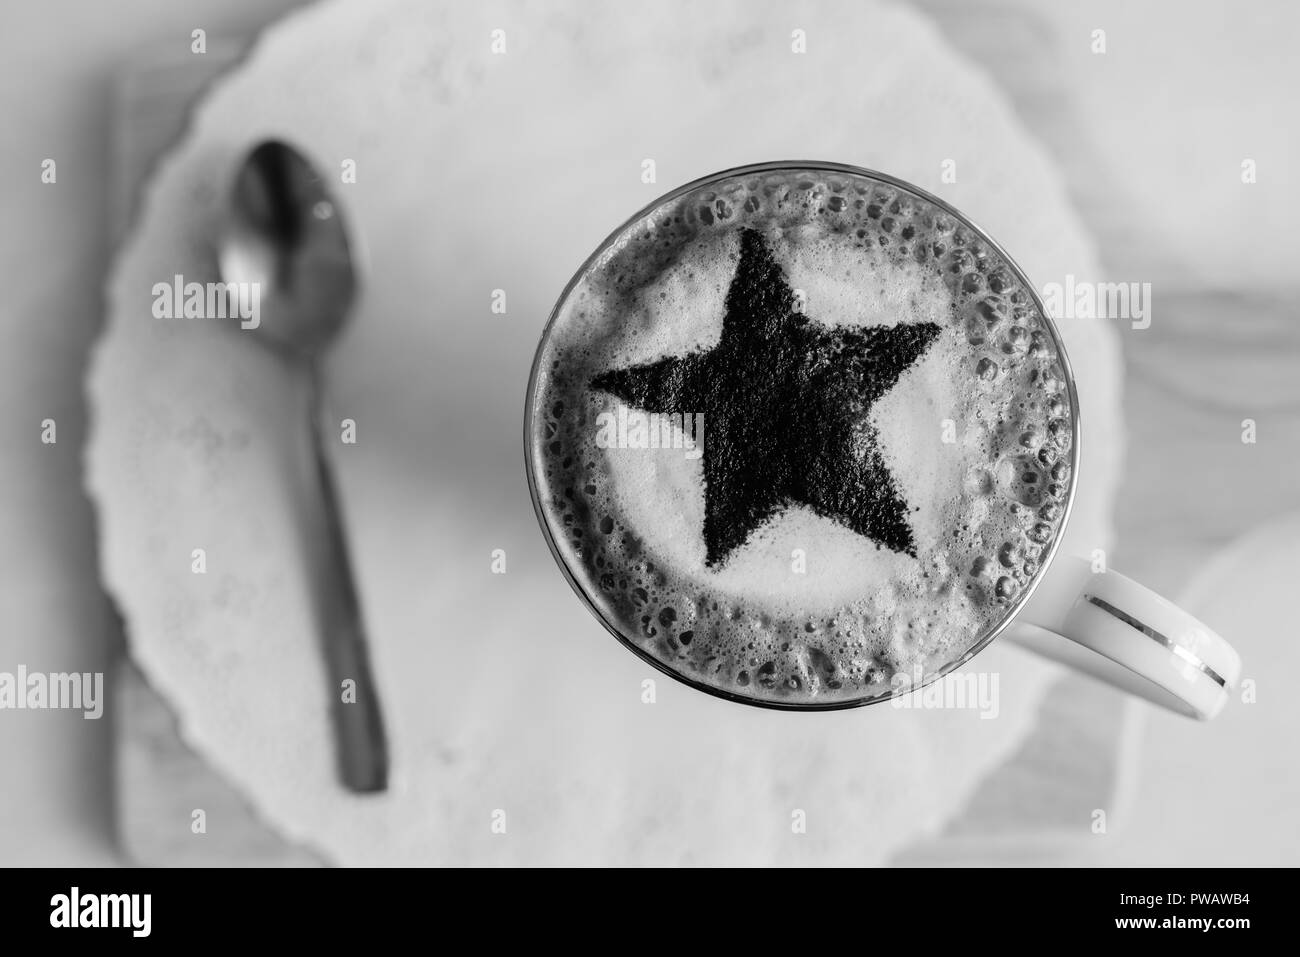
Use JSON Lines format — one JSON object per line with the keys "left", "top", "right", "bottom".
{"left": 522, "top": 159, "right": 1083, "bottom": 712}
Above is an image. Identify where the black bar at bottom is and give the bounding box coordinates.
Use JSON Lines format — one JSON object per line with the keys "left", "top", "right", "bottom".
{"left": 0, "top": 866, "right": 1279, "bottom": 943}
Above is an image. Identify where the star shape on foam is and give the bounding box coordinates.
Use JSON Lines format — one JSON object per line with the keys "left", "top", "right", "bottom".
{"left": 592, "top": 228, "right": 941, "bottom": 567}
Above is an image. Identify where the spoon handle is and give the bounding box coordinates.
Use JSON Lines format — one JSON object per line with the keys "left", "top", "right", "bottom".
{"left": 307, "top": 368, "right": 389, "bottom": 793}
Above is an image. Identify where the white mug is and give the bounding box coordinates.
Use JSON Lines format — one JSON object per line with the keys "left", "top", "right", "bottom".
{"left": 526, "top": 161, "right": 1241, "bottom": 720}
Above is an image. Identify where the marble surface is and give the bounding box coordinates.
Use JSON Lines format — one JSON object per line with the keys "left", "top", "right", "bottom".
{"left": 1, "top": 0, "right": 1295, "bottom": 866}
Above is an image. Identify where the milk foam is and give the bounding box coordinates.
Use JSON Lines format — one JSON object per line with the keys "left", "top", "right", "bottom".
{"left": 530, "top": 169, "right": 1074, "bottom": 705}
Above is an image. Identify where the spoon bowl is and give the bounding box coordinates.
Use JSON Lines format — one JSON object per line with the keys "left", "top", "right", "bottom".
{"left": 218, "top": 140, "right": 357, "bottom": 358}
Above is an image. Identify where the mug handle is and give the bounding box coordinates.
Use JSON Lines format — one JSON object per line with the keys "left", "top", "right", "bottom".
{"left": 1004, "top": 555, "right": 1242, "bottom": 719}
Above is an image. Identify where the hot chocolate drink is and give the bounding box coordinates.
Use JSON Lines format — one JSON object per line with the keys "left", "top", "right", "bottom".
{"left": 527, "top": 165, "right": 1075, "bottom": 706}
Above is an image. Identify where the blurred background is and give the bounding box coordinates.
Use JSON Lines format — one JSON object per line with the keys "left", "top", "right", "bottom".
{"left": 1, "top": 0, "right": 1296, "bottom": 866}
